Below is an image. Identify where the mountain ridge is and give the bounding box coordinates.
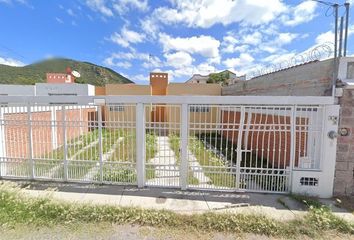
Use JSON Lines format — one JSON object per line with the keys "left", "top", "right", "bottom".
{"left": 0, "top": 58, "right": 133, "bottom": 86}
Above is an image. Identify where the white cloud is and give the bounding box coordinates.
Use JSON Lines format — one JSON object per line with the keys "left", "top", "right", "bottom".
{"left": 159, "top": 33, "right": 220, "bottom": 58}
{"left": 55, "top": 17, "right": 64, "bottom": 24}
{"left": 104, "top": 50, "right": 162, "bottom": 69}
{"left": 283, "top": 1, "right": 317, "bottom": 26}
{"left": 104, "top": 58, "right": 132, "bottom": 69}
{"left": 0, "top": 56, "right": 25, "bottom": 67}
{"left": 86, "top": 0, "right": 113, "bottom": 17}
{"left": 110, "top": 26, "right": 145, "bottom": 48}
{"left": 114, "top": 0, "right": 148, "bottom": 14}
{"left": 130, "top": 74, "right": 148, "bottom": 82}
{"left": 315, "top": 25, "right": 354, "bottom": 45}
{"left": 153, "top": 0, "right": 286, "bottom": 28}
{"left": 159, "top": 62, "right": 218, "bottom": 82}
{"left": 67, "top": 8, "right": 74, "bottom": 16}
{"left": 0, "top": 0, "right": 26, "bottom": 4}
{"left": 223, "top": 53, "right": 254, "bottom": 69}
{"left": 164, "top": 51, "right": 193, "bottom": 68}
{"left": 242, "top": 32, "right": 262, "bottom": 45}
{"left": 140, "top": 17, "right": 160, "bottom": 39}
{"left": 274, "top": 33, "right": 298, "bottom": 46}
{"left": 315, "top": 31, "right": 334, "bottom": 45}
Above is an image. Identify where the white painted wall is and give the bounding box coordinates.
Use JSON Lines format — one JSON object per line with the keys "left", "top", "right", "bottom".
{"left": 338, "top": 57, "right": 354, "bottom": 82}
{"left": 0, "top": 85, "right": 35, "bottom": 96}
{"left": 35, "top": 83, "right": 95, "bottom": 96}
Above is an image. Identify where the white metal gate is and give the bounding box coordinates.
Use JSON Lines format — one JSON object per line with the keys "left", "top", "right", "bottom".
{"left": 0, "top": 96, "right": 339, "bottom": 196}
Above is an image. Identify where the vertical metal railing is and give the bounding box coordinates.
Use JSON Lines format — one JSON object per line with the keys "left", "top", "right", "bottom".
{"left": 98, "top": 105, "right": 103, "bottom": 183}
{"left": 27, "top": 103, "right": 34, "bottom": 179}
{"left": 180, "top": 103, "right": 188, "bottom": 190}
{"left": 62, "top": 105, "right": 68, "bottom": 181}
{"left": 235, "top": 106, "right": 245, "bottom": 190}
{"left": 0, "top": 96, "right": 337, "bottom": 195}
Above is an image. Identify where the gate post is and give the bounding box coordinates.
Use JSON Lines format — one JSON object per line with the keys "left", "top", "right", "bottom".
{"left": 320, "top": 105, "right": 340, "bottom": 197}
{"left": 136, "top": 103, "right": 145, "bottom": 188}
{"left": 180, "top": 104, "right": 189, "bottom": 190}
{"left": 290, "top": 105, "right": 340, "bottom": 198}
{"left": 27, "top": 103, "right": 34, "bottom": 179}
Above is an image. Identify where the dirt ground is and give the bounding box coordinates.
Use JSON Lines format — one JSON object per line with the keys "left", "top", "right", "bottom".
{"left": 1, "top": 223, "right": 353, "bottom": 240}
{"left": 335, "top": 196, "right": 354, "bottom": 213}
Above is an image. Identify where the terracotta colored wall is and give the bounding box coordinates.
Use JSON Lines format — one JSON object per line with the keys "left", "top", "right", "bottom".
{"left": 150, "top": 73, "right": 168, "bottom": 96}
{"left": 95, "top": 87, "right": 106, "bottom": 96}
{"left": 46, "top": 73, "right": 73, "bottom": 84}
{"left": 220, "top": 110, "right": 308, "bottom": 168}
{"left": 105, "top": 84, "right": 151, "bottom": 95}
{"left": 3, "top": 108, "right": 96, "bottom": 159}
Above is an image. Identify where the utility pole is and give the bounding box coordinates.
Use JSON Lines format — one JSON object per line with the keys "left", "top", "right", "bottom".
{"left": 343, "top": 2, "right": 350, "bottom": 56}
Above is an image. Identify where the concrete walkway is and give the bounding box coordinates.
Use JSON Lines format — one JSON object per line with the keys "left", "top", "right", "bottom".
{"left": 146, "top": 136, "right": 215, "bottom": 188}
{"left": 17, "top": 181, "right": 354, "bottom": 223}
{"left": 146, "top": 136, "right": 180, "bottom": 187}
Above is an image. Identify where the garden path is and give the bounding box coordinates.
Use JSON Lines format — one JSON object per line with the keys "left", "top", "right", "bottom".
{"left": 146, "top": 136, "right": 180, "bottom": 187}
{"left": 146, "top": 136, "right": 213, "bottom": 188}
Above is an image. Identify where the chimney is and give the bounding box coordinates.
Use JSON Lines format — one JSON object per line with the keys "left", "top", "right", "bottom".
{"left": 150, "top": 72, "right": 168, "bottom": 96}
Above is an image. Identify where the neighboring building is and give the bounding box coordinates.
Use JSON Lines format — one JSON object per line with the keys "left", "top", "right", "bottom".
{"left": 222, "top": 57, "right": 354, "bottom": 196}
{"left": 185, "top": 74, "right": 209, "bottom": 84}
{"left": 186, "top": 70, "right": 245, "bottom": 85}
{"left": 46, "top": 67, "right": 76, "bottom": 84}
{"left": 0, "top": 85, "right": 35, "bottom": 96}
{"left": 105, "top": 72, "right": 221, "bottom": 132}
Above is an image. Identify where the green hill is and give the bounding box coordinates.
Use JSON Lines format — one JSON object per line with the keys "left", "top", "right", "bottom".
{"left": 0, "top": 58, "right": 133, "bottom": 86}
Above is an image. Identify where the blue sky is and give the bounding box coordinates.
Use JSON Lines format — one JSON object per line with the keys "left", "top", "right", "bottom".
{"left": 0, "top": 0, "right": 353, "bottom": 83}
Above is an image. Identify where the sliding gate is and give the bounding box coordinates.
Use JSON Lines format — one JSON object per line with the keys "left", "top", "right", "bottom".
{"left": 0, "top": 96, "right": 339, "bottom": 196}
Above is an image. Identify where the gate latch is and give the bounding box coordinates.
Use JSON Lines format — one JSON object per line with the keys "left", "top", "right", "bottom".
{"left": 328, "top": 116, "right": 338, "bottom": 125}
{"left": 328, "top": 131, "right": 338, "bottom": 139}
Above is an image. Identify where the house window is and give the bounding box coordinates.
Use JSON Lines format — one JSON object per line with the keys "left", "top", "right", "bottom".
{"left": 190, "top": 106, "right": 210, "bottom": 113}
{"left": 109, "top": 105, "right": 125, "bottom": 112}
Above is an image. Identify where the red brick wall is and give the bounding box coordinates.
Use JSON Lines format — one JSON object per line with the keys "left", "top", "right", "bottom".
{"left": 221, "top": 110, "right": 308, "bottom": 168}
{"left": 3, "top": 107, "right": 96, "bottom": 159}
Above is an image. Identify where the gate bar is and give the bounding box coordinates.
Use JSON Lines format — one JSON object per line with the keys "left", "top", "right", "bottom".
{"left": 62, "top": 106, "right": 68, "bottom": 181}
{"left": 235, "top": 106, "right": 245, "bottom": 190}
{"left": 180, "top": 103, "right": 188, "bottom": 190}
{"left": 27, "top": 103, "right": 34, "bottom": 179}
{"left": 98, "top": 105, "right": 103, "bottom": 183}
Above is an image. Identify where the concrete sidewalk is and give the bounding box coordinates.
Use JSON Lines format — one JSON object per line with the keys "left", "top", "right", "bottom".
{"left": 18, "top": 181, "right": 354, "bottom": 223}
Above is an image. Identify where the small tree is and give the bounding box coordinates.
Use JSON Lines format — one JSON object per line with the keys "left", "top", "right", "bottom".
{"left": 207, "top": 71, "right": 230, "bottom": 85}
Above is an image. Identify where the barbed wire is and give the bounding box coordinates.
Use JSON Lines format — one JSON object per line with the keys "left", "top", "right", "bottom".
{"left": 247, "top": 43, "right": 333, "bottom": 80}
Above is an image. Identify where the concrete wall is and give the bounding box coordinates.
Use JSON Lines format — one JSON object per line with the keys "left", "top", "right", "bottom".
{"left": 222, "top": 59, "right": 334, "bottom": 96}
{"left": 35, "top": 83, "right": 95, "bottom": 96}
{"left": 0, "top": 85, "right": 35, "bottom": 96}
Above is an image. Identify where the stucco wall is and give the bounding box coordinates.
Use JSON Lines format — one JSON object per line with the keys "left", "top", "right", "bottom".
{"left": 105, "top": 84, "right": 151, "bottom": 95}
